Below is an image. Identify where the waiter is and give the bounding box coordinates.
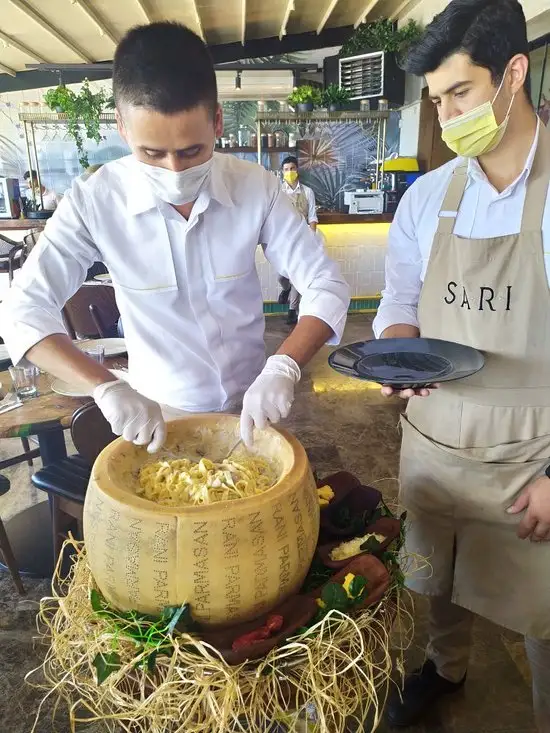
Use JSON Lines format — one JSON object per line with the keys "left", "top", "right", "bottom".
{"left": 1, "top": 22, "right": 349, "bottom": 452}
{"left": 373, "top": 1, "right": 550, "bottom": 729}
{"left": 278, "top": 156, "right": 319, "bottom": 325}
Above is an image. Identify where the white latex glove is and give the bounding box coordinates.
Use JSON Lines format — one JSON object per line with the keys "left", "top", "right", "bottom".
{"left": 93, "top": 380, "right": 166, "bottom": 454}
{"left": 240, "top": 355, "right": 301, "bottom": 448}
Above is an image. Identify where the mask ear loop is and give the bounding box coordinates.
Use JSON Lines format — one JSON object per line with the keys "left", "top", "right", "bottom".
{"left": 492, "top": 67, "right": 516, "bottom": 120}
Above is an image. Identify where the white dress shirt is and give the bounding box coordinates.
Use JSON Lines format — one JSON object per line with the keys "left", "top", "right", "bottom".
{"left": 282, "top": 181, "right": 318, "bottom": 224}
{"left": 1, "top": 153, "right": 349, "bottom": 412}
{"left": 41, "top": 188, "right": 60, "bottom": 211}
{"left": 373, "top": 121, "right": 550, "bottom": 338}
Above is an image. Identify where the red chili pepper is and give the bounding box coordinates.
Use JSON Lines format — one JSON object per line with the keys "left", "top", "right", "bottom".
{"left": 265, "top": 614, "right": 284, "bottom": 633}
{"left": 231, "top": 614, "right": 285, "bottom": 652}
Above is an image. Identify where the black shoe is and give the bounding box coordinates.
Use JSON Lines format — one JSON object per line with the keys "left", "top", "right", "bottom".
{"left": 278, "top": 288, "right": 290, "bottom": 305}
{"left": 286, "top": 309, "right": 298, "bottom": 326}
{"left": 385, "top": 660, "right": 466, "bottom": 728}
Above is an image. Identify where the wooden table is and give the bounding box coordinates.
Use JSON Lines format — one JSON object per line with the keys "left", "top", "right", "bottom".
{"left": 0, "top": 219, "right": 46, "bottom": 231}
{"left": 0, "top": 358, "right": 125, "bottom": 576}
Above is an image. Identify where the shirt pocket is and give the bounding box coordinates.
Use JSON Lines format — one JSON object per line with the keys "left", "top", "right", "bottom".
{"left": 208, "top": 236, "right": 256, "bottom": 282}
{"left": 106, "top": 222, "right": 178, "bottom": 294}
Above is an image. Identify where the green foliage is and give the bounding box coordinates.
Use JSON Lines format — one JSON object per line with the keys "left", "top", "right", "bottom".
{"left": 322, "top": 84, "right": 352, "bottom": 106}
{"left": 339, "top": 18, "right": 422, "bottom": 59}
{"left": 89, "top": 589, "right": 196, "bottom": 684}
{"left": 43, "top": 79, "right": 108, "bottom": 169}
{"left": 287, "top": 85, "right": 322, "bottom": 107}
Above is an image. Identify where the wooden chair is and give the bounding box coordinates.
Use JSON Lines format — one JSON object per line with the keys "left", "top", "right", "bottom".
{"left": 0, "top": 474, "right": 25, "bottom": 594}
{"left": 63, "top": 284, "right": 120, "bottom": 339}
{"left": 31, "top": 402, "right": 116, "bottom": 560}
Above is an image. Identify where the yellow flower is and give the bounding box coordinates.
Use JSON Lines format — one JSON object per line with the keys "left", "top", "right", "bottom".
{"left": 317, "top": 485, "right": 335, "bottom": 506}
{"left": 342, "top": 573, "right": 356, "bottom": 598}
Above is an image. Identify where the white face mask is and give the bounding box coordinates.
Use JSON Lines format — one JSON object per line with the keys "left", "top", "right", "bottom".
{"left": 137, "top": 155, "right": 214, "bottom": 205}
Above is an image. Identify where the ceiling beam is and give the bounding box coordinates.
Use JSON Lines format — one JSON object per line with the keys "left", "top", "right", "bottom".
{"left": 241, "top": 0, "right": 247, "bottom": 45}
{"left": 70, "top": 0, "right": 119, "bottom": 45}
{"left": 279, "top": 0, "right": 295, "bottom": 40}
{"left": 190, "top": 0, "right": 205, "bottom": 40}
{"left": 317, "top": 0, "right": 340, "bottom": 35}
{"left": 389, "top": 0, "right": 423, "bottom": 21}
{"left": 211, "top": 25, "right": 354, "bottom": 63}
{"left": 133, "top": 0, "right": 153, "bottom": 23}
{"left": 354, "top": 0, "right": 382, "bottom": 28}
{"left": 0, "top": 29, "right": 49, "bottom": 64}
{"left": 0, "top": 61, "right": 17, "bottom": 77}
{"left": 8, "top": 0, "right": 93, "bottom": 62}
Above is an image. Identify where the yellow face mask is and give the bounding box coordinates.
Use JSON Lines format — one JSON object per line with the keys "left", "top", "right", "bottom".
{"left": 283, "top": 170, "right": 299, "bottom": 185}
{"left": 440, "top": 73, "right": 515, "bottom": 158}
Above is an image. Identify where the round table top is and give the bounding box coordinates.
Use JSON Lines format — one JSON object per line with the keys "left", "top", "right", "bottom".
{"left": 0, "top": 358, "right": 125, "bottom": 439}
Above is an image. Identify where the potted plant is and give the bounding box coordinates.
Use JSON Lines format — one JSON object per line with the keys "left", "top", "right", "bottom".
{"left": 287, "top": 85, "right": 322, "bottom": 113}
{"left": 44, "top": 79, "right": 108, "bottom": 169}
{"left": 339, "top": 18, "right": 422, "bottom": 61}
{"left": 322, "top": 84, "right": 352, "bottom": 112}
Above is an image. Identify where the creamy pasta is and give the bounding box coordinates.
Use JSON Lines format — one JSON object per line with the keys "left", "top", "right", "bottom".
{"left": 138, "top": 456, "right": 276, "bottom": 506}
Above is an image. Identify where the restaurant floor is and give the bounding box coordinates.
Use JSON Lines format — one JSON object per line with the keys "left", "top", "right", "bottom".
{"left": 0, "top": 314, "right": 537, "bottom": 733}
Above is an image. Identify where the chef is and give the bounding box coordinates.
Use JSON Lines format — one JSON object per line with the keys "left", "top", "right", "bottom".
{"left": 1, "top": 22, "right": 349, "bottom": 452}
{"left": 278, "top": 156, "right": 319, "bottom": 325}
{"left": 372, "top": 0, "right": 550, "bottom": 729}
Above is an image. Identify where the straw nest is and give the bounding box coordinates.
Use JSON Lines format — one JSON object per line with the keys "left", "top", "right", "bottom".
{"left": 27, "top": 540, "right": 415, "bottom": 733}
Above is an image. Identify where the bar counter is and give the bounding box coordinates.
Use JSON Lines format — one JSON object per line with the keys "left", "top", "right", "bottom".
{"left": 258, "top": 215, "right": 392, "bottom": 314}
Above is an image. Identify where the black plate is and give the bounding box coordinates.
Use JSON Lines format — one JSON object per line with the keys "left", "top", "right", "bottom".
{"left": 328, "top": 338, "right": 485, "bottom": 389}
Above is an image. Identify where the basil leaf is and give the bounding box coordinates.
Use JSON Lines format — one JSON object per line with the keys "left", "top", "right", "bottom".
{"left": 93, "top": 652, "right": 121, "bottom": 685}
{"left": 321, "top": 582, "right": 349, "bottom": 611}
{"left": 349, "top": 575, "right": 367, "bottom": 598}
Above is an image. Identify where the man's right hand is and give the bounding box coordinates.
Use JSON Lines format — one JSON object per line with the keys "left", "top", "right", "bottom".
{"left": 93, "top": 380, "right": 166, "bottom": 453}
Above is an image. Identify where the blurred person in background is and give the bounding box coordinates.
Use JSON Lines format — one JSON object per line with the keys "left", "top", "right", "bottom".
{"left": 23, "top": 169, "right": 60, "bottom": 210}
{"left": 278, "top": 156, "right": 319, "bottom": 325}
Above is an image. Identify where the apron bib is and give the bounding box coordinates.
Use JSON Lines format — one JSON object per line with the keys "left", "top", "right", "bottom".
{"left": 400, "top": 123, "right": 550, "bottom": 638}
{"left": 289, "top": 189, "right": 310, "bottom": 220}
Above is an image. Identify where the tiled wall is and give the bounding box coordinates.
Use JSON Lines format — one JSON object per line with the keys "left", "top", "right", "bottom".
{"left": 255, "top": 223, "right": 388, "bottom": 301}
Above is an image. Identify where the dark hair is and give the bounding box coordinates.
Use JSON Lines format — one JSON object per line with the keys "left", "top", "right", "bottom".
{"left": 405, "top": 0, "right": 531, "bottom": 98}
{"left": 282, "top": 156, "right": 299, "bottom": 168}
{"left": 23, "top": 170, "right": 37, "bottom": 180}
{"left": 113, "top": 22, "right": 218, "bottom": 116}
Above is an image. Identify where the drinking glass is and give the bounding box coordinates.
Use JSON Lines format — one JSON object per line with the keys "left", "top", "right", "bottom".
{"left": 82, "top": 344, "right": 105, "bottom": 364}
{"left": 9, "top": 365, "right": 39, "bottom": 399}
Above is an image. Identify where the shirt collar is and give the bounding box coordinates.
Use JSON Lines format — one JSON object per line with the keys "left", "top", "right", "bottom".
{"left": 283, "top": 180, "right": 302, "bottom": 193}
{"left": 126, "top": 152, "right": 233, "bottom": 216}
{"left": 466, "top": 118, "right": 541, "bottom": 193}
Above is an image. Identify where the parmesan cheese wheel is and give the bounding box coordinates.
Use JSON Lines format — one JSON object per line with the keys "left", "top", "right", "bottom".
{"left": 83, "top": 414, "right": 319, "bottom": 628}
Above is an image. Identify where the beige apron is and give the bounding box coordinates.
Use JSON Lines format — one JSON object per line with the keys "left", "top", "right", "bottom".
{"left": 400, "top": 124, "right": 550, "bottom": 638}
{"left": 288, "top": 188, "right": 310, "bottom": 220}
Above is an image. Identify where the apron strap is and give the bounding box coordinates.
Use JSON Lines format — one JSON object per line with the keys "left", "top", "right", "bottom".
{"left": 436, "top": 161, "right": 469, "bottom": 235}
{"left": 522, "top": 121, "right": 550, "bottom": 232}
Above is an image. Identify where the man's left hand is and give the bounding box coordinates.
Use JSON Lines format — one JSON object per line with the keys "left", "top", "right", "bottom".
{"left": 240, "top": 355, "right": 301, "bottom": 448}
{"left": 507, "top": 475, "right": 550, "bottom": 541}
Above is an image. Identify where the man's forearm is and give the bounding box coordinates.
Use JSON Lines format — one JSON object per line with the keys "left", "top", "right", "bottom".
{"left": 380, "top": 324, "right": 420, "bottom": 339}
{"left": 276, "top": 315, "right": 332, "bottom": 367}
{"left": 26, "top": 334, "right": 118, "bottom": 391}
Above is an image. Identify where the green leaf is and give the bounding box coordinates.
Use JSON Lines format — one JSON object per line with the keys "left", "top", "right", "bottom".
{"left": 348, "top": 575, "right": 367, "bottom": 599}
{"left": 321, "top": 582, "right": 350, "bottom": 612}
{"left": 90, "top": 589, "right": 104, "bottom": 612}
{"left": 146, "top": 651, "right": 157, "bottom": 673}
{"left": 93, "top": 652, "right": 121, "bottom": 685}
{"left": 359, "top": 535, "right": 382, "bottom": 553}
{"left": 166, "top": 604, "right": 187, "bottom": 635}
